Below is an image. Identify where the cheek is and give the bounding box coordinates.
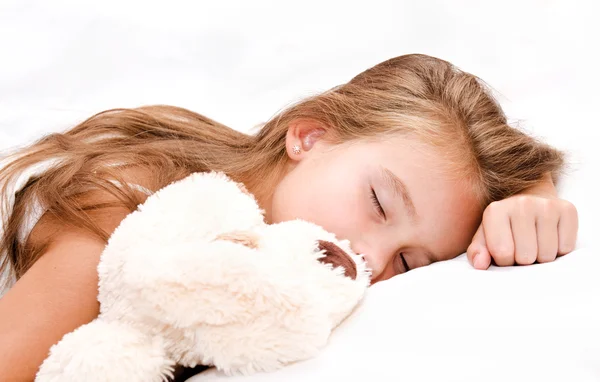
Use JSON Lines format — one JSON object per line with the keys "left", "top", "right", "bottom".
{"left": 302, "top": 195, "right": 360, "bottom": 237}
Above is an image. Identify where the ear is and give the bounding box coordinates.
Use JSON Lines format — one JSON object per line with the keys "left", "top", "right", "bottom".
{"left": 285, "top": 119, "right": 326, "bottom": 160}
{"left": 317, "top": 240, "right": 358, "bottom": 280}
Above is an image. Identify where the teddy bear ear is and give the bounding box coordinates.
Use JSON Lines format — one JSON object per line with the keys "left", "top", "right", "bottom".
{"left": 215, "top": 231, "right": 260, "bottom": 249}
{"left": 317, "top": 240, "right": 357, "bottom": 280}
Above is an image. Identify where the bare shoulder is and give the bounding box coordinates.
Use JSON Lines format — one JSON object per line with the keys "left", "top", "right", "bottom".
{"left": 0, "top": 229, "right": 108, "bottom": 380}
{"left": 0, "top": 167, "right": 150, "bottom": 381}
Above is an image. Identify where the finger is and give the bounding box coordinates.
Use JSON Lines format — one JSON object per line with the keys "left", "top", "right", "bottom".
{"left": 467, "top": 224, "right": 491, "bottom": 270}
{"left": 482, "top": 201, "right": 514, "bottom": 267}
{"left": 510, "top": 205, "right": 538, "bottom": 265}
{"left": 558, "top": 201, "right": 579, "bottom": 256}
{"left": 536, "top": 212, "right": 559, "bottom": 263}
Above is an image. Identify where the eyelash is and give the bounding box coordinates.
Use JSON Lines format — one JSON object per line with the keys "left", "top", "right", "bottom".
{"left": 370, "top": 188, "right": 386, "bottom": 219}
{"left": 399, "top": 253, "right": 410, "bottom": 272}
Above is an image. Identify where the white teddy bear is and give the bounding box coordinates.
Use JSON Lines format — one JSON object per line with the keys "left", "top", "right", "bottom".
{"left": 35, "top": 171, "right": 371, "bottom": 382}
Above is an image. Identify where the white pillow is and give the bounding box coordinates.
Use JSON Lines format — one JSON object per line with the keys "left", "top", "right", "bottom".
{"left": 192, "top": 248, "right": 600, "bottom": 382}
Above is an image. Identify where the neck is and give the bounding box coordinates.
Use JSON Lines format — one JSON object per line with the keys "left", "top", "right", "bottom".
{"left": 240, "top": 161, "right": 288, "bottom": 224}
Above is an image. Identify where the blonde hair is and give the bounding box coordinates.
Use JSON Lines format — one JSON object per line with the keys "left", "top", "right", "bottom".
{"left": 0, "top": 53, "right": 564, "bottom": 286}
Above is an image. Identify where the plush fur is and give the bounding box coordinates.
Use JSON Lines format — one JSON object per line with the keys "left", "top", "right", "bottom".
{"left": 35, "top": 172, "right": 371, "bottom": 382}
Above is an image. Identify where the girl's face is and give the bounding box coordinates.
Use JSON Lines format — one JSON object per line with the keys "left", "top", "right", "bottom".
{"left": 267, "top": 133, "right": 483, "bottom": 284}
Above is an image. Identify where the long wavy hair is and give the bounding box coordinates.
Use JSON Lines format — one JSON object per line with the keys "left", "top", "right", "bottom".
{"left": 0, "top": 53, "right": 565, "bottom": 288}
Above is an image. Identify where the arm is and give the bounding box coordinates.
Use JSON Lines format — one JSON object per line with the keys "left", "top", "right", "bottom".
{"left": 467, "top": 171, "right": 578, "bottom": 269}
{"left": 0, "top": 232, "right": 104, "bottom": 381}
{"left": 0, "top": 203, "right": 132, "bottom": 381}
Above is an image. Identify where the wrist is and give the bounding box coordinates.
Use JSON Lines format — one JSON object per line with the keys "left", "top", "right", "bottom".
{"left": 521, "top": 172, "right": 558, "bottom": 198}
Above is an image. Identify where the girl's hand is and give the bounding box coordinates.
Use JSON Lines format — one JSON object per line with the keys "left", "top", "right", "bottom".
{"left": 466, "top": 194, "right": 579, "bottom": 270}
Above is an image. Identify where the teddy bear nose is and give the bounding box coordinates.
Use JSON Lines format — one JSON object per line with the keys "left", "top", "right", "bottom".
{"left": 317, "top": 240, "right": 358, "bottom": 280}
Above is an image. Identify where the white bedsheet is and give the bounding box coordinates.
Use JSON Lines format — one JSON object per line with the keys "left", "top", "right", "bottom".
{"left": 193, "top": 247, "right": 600, "bottom": 381}
{"left": 0, "top": 0, "right": 598, "bottom": 380}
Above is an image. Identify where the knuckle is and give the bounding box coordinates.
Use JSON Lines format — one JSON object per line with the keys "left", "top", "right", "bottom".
{"left": 538, "top": 197, "right": 553, "bottom": 209}
{"left": 484, "top": 201, "right": 503, "bottom": 219}
{"left": 514, "top": 194, "right": 530, "bottom": 204}
{"left": 488, "top": 200, "right": 502, "bottom": 208}
{"left": 514, "top": 195, "right": 533, "bottom": 214}
{"left": 539, "top": 198, "right": 556, "bottom": 217}
{"left": 561, "top": 200, "right": 578, "bottom": 217}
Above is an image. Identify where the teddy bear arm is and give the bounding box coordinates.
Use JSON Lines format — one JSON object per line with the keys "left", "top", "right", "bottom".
{"left": 35, "top": 319, "right": 175, "bottom": 382}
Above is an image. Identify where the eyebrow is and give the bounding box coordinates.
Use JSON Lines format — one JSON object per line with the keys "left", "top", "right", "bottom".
{"left": 380, "top": 166, "right": 418, "bottom": 221}
{"left": 380, "top": 167, "right": 442, "bottom": 264}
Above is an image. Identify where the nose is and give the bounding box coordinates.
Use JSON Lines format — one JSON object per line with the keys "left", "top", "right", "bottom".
{"left": 353, "top": 243, "right": 397, "bottom": 285}
{"left": 352, "top": 236, "right": 401, "bottom": 285}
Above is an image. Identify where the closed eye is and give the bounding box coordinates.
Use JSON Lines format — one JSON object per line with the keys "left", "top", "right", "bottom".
{"left": 370, "top": 188, "right": 386, "bottom": 219}
{"left": 399, "top": 253, "right": 410, "bottom": 272}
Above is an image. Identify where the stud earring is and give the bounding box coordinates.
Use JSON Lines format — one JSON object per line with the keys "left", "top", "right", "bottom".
{"left": 292, "top": 145, "right": 301, "bottom": 155}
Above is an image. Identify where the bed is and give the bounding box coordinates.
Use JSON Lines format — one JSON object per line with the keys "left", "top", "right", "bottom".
{"left": 1, "top": 1, "right": 598, "bottom": 380}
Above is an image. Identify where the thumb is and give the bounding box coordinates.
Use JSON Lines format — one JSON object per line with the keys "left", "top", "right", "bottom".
{"left": 467, "top": 223, "right": 491, "bottom": 270}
